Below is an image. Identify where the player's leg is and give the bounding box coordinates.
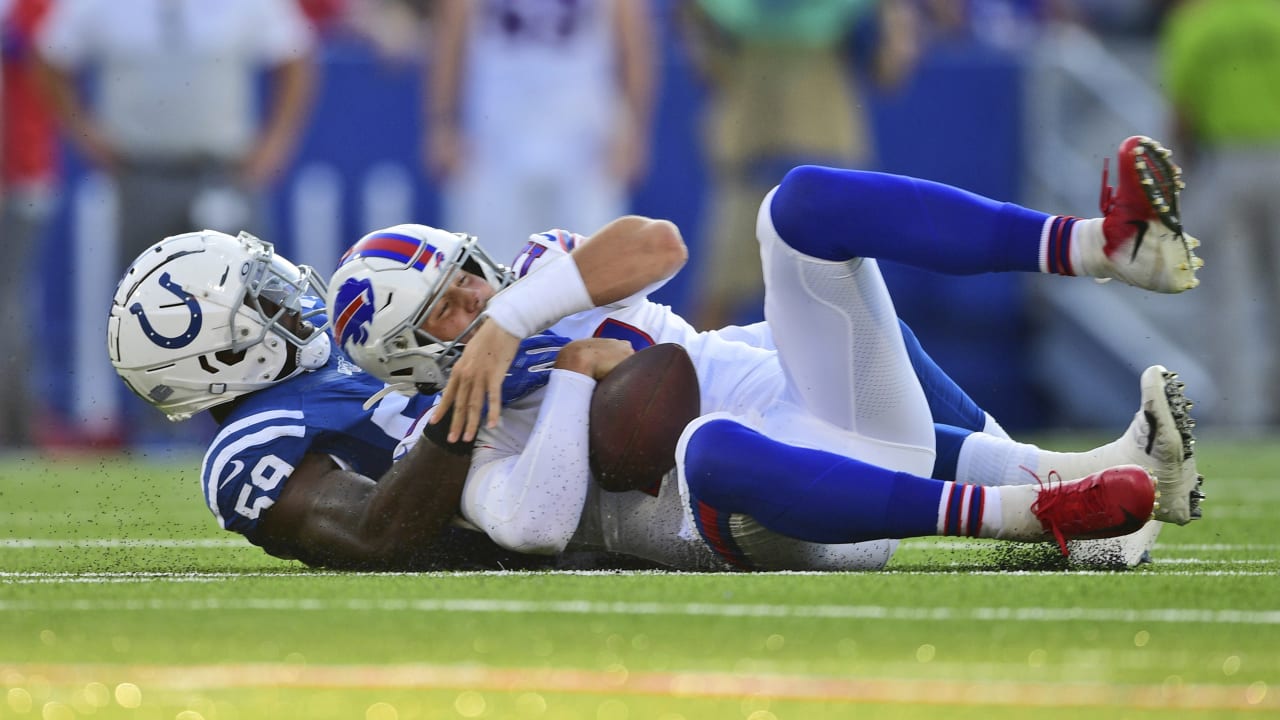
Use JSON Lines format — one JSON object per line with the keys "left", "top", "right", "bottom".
{"left": 756, "top": 197, "right": 936, "bottom": 476}
{"left": 678, "top": 414, "right": 1156, "bottom": 557}
{"left": 951, "top": 365, "right": 1203, "bottom": 525}
{"left": 768, "top": 136, "right": 1201, "bottom": 293}
{"left": 898, "top": 318, "right": 1009, "bottom": 439}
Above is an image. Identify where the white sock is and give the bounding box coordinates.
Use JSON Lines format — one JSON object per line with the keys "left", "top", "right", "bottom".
{"left": 986, "top": 484, "right": 1043, "bottom": 541}
{"left": 956, "top": 433, "right": 1040, "bottom": 486}
{"left": 1071, "top": 217, "right": 1107, "bottom": 278}
{"left": 934, "top": 482, "right": 1046, "bottom": 542}
{"left": 958, "top": 432, "right": 1130, "bottom": 488}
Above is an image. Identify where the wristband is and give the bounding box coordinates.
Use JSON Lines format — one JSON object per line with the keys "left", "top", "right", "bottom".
{"left": 482, "top": 253, "right": 593, "bottom": 339}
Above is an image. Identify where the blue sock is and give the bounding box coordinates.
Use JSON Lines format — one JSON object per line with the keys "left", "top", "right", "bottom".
{"left": 769, "top": 165, "right": 1047, "bottom": 273}
{"left": 683, "top": 418, "right": 947, "bottom": 544}
{"left": 899, "top": 319, "right": 988, "bottom": 431}
{"left": 931, "top": 424, "right": 973, "bottom": 482}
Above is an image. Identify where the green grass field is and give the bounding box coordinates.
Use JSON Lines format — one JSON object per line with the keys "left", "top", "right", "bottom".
{"left": 2, "top": 436, "right": 1278, "bottom": 720}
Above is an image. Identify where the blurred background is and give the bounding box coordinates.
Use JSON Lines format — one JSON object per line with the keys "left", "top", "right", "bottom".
{"left": 2, "top": 0, "right": 1276, "bottom": 454}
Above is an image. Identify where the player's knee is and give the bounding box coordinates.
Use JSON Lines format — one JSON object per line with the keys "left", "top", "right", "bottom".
{"left": 686, "top": 412, "right": 773, "bottom": 502}
{"left": 682, "top": 417, "right": 760, "bottom": 499}
{"left": 768, "top": 165, "right": 855, "bottom": 261}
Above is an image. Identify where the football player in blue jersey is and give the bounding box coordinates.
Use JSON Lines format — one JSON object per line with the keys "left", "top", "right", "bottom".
{"left": 330, "top": 136, "right": 1206, "bottom": 570}
{"left": 106, "top": 229, "right": 543, "bottom": 570}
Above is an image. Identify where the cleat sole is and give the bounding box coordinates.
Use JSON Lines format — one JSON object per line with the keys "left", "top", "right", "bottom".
{"left": 1159, "top": 368, "right": 1203, "bottom": 521}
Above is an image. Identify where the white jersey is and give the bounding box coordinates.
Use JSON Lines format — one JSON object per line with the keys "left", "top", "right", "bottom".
{"left": 399, "top": 226, "right": 907, "bottom": 571}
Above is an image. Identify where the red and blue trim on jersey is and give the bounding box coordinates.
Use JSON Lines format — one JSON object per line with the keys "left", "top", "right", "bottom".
{"left": 593, "top": 318, "right": 655, "bottom": 351}
{"left": 511, "top": 229, "right": 583, "bottom": 278}
{"left": 1044, "top": 216, "right": 1079, "bottom": 276}
{"left": 694, "top": 500, "right": 754, "bottom": 570}
{"left": 540, "top": 229, "right": 580, "bottom": 253}
{"left": 940, "top": 483, "right": 985, "bottom": 537}
{"left": 338, "top": 232, "right": 441, "bottom": 271}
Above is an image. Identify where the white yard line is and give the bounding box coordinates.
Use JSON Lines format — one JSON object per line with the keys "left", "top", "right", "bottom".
{"left": 3, "top": 538, "right": 1279, "bottom": 553}
{"left": 2, "top": 595, "right": 1279, "bottom": 625}
{"left": 0, "top": 662, "right": 1273, "bottom": 710}
{"left": 0, "top": 538, "right": 244, "bottom": 548}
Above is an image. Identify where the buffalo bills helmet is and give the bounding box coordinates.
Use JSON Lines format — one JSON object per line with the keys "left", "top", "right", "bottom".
{"left": 327, "top": 224, "right": 513, "bottom": 391}
{"left": 107, "top": 230, "right": 332, "bottom": 421}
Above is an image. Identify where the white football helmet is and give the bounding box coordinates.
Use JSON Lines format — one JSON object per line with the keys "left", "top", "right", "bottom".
{"left": 327, "top": 223, "right": 513, "bottom": 390}
{"left": 108, "top": 230, "right": 332, "bottom": 421}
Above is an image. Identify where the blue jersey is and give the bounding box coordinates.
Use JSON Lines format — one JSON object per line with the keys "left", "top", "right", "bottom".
{"left": 200, "top": 342, "right": 435, "bottom": 542}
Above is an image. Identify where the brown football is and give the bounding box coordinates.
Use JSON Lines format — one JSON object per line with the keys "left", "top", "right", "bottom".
{"left": 588, "top": 343, "right": 701, "bottom": 492}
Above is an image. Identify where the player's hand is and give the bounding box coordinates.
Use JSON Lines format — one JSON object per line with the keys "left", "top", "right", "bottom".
{"left": 554, "top": 338, "right": 634, "bottom": 381}
{"left": 425, "top": 124, "right": 463, "bottom": 181}
{"left": 241, "top": 131, "right": 291, "bottom": 187}
{"left": 430, "top": 318, "right": 520, "bottom": 443}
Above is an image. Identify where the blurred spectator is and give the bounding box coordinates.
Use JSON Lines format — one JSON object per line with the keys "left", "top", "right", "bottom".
{"left": 35, "top": 0, "right": 317, "bottom": 273}
{"left": 682, "top": 0, "right": 920, "bottom": 330}
{"left": 1159, "top": 0, "right": 1280, "bottom": 427}
{"left": 916, "top": 0, "right": 1052, "bottom": 49}
{"left": 346, "top": 0, "right": 431, "bottom": 62}
{"left": 425, "top": 0, "right": 656, "bottom": 265}
{"left": 1, "top": 0, "right": 57, "bottom": 448}
{"left": 298, "top": 0, "right": 351, "bottom": 36}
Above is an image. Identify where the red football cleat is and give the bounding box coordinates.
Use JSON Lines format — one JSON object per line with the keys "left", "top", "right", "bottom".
{"left": 1032, "top": 465, "right": 1156, "bottom": 556}
{"left": 1093, "top": 135, "right": 1203, "bottom": 293}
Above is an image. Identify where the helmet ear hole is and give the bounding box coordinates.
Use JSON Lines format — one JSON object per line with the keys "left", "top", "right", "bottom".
{"left": 199, "top": 348, "right": 249, "bottom": 374}
{"left": 214, "top": 348, "right": 248, "bottom": 366}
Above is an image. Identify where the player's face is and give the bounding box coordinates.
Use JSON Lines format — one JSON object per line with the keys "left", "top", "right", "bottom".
{"left": 419, "top": 270, "right": 495, "bottom": 342}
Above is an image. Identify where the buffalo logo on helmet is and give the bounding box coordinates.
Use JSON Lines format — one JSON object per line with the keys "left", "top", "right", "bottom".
{"left": 333, "top": 277, "right": 376, "bottom": 349}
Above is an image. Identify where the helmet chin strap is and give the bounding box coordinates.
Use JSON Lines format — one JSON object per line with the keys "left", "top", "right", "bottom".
{"left": 297, "top": 332, "right": 332, "bottom": 370}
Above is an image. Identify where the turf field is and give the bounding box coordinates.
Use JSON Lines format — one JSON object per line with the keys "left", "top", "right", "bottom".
{"left": 2, "top": 437, "right": 1278, "bottom": 720}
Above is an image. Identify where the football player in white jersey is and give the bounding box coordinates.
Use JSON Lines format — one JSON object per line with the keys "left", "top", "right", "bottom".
{"left": 330, "top": 136, "right": 1204, "bottom": 571}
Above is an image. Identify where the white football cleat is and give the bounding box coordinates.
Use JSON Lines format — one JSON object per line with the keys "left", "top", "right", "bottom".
{"left": 1090, "top": 135, "right": 1203, "bottom": 293}
{"left": 1119, "top": 364, "right": 1204, "bottom": 525}
{"left": 1068, "top": 519, "right": 1162, "bottom": 570}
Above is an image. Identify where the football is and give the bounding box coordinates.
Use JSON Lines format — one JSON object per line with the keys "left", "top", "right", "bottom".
{"left": 588, "top": 343, "right": 701, "bottom": 493}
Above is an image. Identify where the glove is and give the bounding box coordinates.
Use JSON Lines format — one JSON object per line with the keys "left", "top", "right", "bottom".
{"left": 501, "top": 332, "right": 571, "bottom": 404}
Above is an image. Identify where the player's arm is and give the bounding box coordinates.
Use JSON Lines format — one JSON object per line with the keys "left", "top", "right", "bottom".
{"left": 253, "top": 432, "right": 472, "bottom": 570}
{"left": 423, "top": 0, "right": 470, "bottom": 179}
{"left": 459, "top": 339, "right": 632, "bottom": 554}
{"left": 33, "top": 52, "right": 117, "bottom": 171}
{"left": 610, "top": 0, "right": 656, "bottom": 186}
{"left": 242, "top": 54, "right": 315, "bottom": 187}
{"left": 436, "top": 215, "right": 686, "bottom": 442}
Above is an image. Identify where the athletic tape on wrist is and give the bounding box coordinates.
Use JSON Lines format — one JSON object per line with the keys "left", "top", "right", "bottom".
{"left": 482, "top": 253, "right": 593, "bottom": 339}
{"left": 420, "top": 408, "right": 475, "bottom": 456}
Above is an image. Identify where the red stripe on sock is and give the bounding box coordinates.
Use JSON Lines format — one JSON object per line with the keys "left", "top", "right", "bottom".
{"left": 1061, "top": 217, "right": 1077, "bottom": 276}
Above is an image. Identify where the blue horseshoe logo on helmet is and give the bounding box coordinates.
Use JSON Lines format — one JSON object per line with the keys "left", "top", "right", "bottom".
{"left": 129, "top": 272, "right": 203, "bottom": 348}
